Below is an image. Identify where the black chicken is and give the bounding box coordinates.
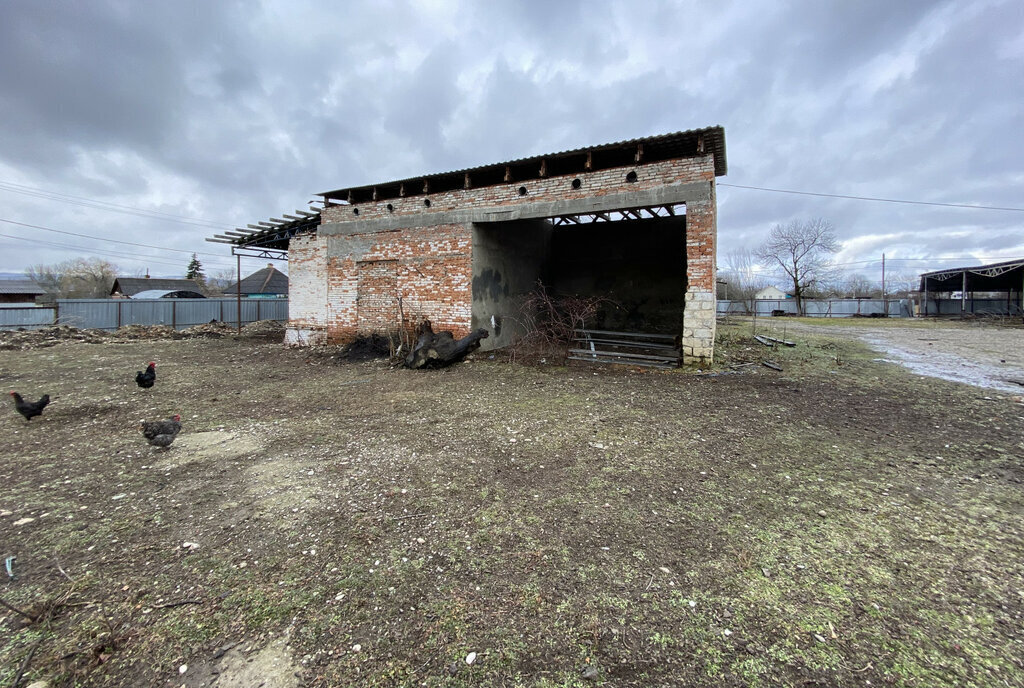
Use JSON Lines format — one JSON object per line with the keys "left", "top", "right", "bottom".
{"left": 140, "top": 414, "right": 181, "bottom": 449}
{"left": 10, "top": 392, "right": 50, "bottom": 422}
{"left": 135, "top": 362, "right": 156, "bottom": 388}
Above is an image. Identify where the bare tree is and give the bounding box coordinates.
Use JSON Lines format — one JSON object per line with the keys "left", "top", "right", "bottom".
{"left": 755, "top": 218, "right": 839, "bottom": 315}
{"left": 26, "top": 258, "right": 119, "bottom": 299}
{"left": 840, "top": 273, "right": 880, "bottom": 298}
{"left": 885, "top": 272, "right": 918, "bottom": 299}
{"left": 720, "top": 248, "right": 769, "bottom": 300}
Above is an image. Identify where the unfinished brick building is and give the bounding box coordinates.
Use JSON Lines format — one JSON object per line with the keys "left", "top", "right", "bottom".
{"left": 212, "top": 126, "right": 726, "bottom": 363}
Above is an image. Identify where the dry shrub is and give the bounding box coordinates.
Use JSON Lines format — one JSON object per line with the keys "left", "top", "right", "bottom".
{"left": 506, "top": 282, "right": 612, "bottom": 363}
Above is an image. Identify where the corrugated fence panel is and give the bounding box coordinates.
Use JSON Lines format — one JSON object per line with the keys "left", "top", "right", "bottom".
{"left": 52, "top": 299, "right": 289, "bottom": 330}
{"left": 173, "top": 300, "right": 223, "bottom": 327}
{"left": 925, "top": 298, "right": 1022, "bottom": 315}
{"left": 57, "top": 300, "right": 118, "bottom": 329}
{"left": 122, "top": 300, "right": 174, "bottom": 327}
{"left": 717, "top": 299, "right": 911, "bottom": 317}
{"left": 0, "top": 306, "right": 56, "bottom": 329}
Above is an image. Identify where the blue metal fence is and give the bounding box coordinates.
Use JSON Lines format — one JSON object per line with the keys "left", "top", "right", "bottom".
{"left": 717, "top": 298, "right": 913, "bottom": 317}
{"left": 0, "top": 299, "right": 288, "bottom": 330}
{"left": 0, "top": 305, "right": 56, "bottom": 329}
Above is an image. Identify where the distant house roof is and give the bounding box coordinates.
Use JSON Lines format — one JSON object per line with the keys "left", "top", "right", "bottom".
{"left": 755, "top": 286, "right": 790, "bottom": 299}
{"left": 130, "top": 289, "right": 206, "bottom": 299}
{"left": 224, "top": 264, "right": 289, "bottom": 295}
{"left": 0, "top": 279, "right": 45, "bottom": 295}
{"left": 111, "top": 277, "right": 203, "bottom": 297}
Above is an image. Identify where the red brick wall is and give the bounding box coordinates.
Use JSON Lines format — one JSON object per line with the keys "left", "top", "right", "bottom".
{"left": 321, "top": 224, "right": 472, "bottom": 344}
{"left": 322, "top": 157, "right": 715, "bottom": 224}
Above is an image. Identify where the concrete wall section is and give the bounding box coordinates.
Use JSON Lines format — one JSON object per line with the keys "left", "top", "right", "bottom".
{"left": 285, "top": 233, "right": 328, "bottom": 345}
{"left": 471, "top": 220, "right": 552, "bottom": 351}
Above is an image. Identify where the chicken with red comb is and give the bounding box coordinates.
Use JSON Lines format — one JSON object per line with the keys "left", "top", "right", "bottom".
{"left": 135, "top": 361, "right": 156, "bottom": 389}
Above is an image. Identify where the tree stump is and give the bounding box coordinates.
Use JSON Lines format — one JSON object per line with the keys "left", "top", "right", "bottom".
{"left": 404, "top": 320, "right": 489, "bottom": 369}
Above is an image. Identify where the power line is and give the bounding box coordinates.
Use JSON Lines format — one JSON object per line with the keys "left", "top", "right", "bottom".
{"left": 0, "top": 179, "right": 236, "bottom": 229}
{"left": 0, "top": 217, "right": 231, "bottom": 259}
{"left": 718, "top": 183, "right": 1024, "bottom": 212}
{"left": 0, "top": 232, "right": 202, "bottom": 269}
{"left": 729, "top": 254, "right": 1024, "bottom": 276}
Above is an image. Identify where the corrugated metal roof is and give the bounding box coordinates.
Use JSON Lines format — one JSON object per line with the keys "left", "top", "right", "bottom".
{"left": 319, "top": 126, "right": 727, "bottom": 201}
{"left": 919, "top": 258, "right": 1024, "bottom": 279}
{"left": 130, "top": 289, "right": 206, "bottom": 299}
{"left": 224, "top": 265, "right": 289, "bottom": 295}
{"left": 919, "top": 257, "right": 1024, "bottom": 292}
{"left": 112, "top": 277, "right": 203, "bottom": 296}
{"left": 0, "top": 279, "right": 45, "bottom": 294}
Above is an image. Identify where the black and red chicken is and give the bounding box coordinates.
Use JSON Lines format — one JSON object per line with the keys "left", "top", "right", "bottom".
{"left": 140, "top": 414, "right": 181, "bottom": 449}
{"left": 135, "top": 361, "right": 156, "bottom": 388}
{"left": 10, "top": 391, "right": 50, "bottom": 422}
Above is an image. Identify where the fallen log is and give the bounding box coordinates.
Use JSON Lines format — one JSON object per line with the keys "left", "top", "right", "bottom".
{"left": 404, "top": 320, "right": 489, "bottom": 369}
{"left": 762, "top": 360, "right": 783, "bottom": 372}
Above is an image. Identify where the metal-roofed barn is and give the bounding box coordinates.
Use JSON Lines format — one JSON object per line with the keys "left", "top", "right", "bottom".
{"left": 920, "top": 258, "right": 1024, "bottom": 316}
{"left": 209, "top": 126, "right": 726, "bottom": 363}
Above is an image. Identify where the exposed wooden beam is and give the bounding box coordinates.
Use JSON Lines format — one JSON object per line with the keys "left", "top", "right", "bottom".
{"left": 247, "top": 224, "right": 266, "bottom": 230}
{"left": 423, "top": 180, "right": 430, "bottom": 194}
{"left": 504, "top": 166, "right": 512, "bottom": 183}
{"left": 267, "top": 218, "right": 287, "bottom": 224}
{"left": 206, "top": 238, "right": 235, "bottom": 244}
{"left": 372, "top": 187, "right": 378, "bottom": 201}
{"left": 347, "top": 191, "right": 354, "bottom": 204}
{"left": 399, "top": 183, "right": 406, "bottom": 197}
{"left": 234, "top": 227, "right": 258, "bottom": 234}
{"left": 464, "top": 173, "right": 471, "bottom": 190}
{"left": 539, "top": 159, "right": 547, "bottom": 178}
{"left": 697, "top": 134, "right": 705, "bottom": 154}
{"left": 296, "top": 210, "right": 316, "bottom": 217}
{"left": 635, "top": 143, "right": 644, "bottom": 163}
{"left": 258, "top": 221, "right": 278, "bottom": 228}
{"left": 585, "top": 151, "right": 593, "bottom": 171}
{"left": 283, "top": 214, "right": 302, "bottom": 220}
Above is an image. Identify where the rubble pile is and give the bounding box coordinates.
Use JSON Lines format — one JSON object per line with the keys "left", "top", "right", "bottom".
{"left": 0, "top": 320, "right": 285, "bottom": 349}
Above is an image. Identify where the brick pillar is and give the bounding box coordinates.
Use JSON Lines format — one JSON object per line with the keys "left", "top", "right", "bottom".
{"left": 682, "top": 181, "right": 717, "bottom": 364}
{"left": 284, "top": 233, "right": 329, "bottom": 345}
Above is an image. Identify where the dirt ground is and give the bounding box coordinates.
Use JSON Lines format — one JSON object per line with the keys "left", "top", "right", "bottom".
{"left": 1, "top": 320, "right": 1023, "bottom": 687}
{"left": 762, "top": 317, "right": 1024, "bottom": 393}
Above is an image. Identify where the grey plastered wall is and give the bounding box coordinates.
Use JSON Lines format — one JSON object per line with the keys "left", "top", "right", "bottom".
{"left": 471, "top": 220, "right": 552, "bottom": 350}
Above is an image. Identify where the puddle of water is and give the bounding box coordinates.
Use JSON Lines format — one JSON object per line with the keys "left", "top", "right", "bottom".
{"left": 863, "top": 336, "right": 1024, "bottom": 393}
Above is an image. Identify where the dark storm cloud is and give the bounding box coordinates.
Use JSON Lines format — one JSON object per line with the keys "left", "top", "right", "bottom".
{"left": 0, "top": 0, "right": 1021, "bottom": 278}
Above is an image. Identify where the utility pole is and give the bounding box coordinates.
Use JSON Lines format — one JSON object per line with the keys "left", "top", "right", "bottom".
{"left": 881, "top": 253, "right": 886, "bottom": 315}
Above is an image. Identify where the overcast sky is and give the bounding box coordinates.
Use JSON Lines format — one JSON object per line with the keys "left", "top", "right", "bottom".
{"left": 1, "top": 0, "right": 1021, "bottom": 285}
